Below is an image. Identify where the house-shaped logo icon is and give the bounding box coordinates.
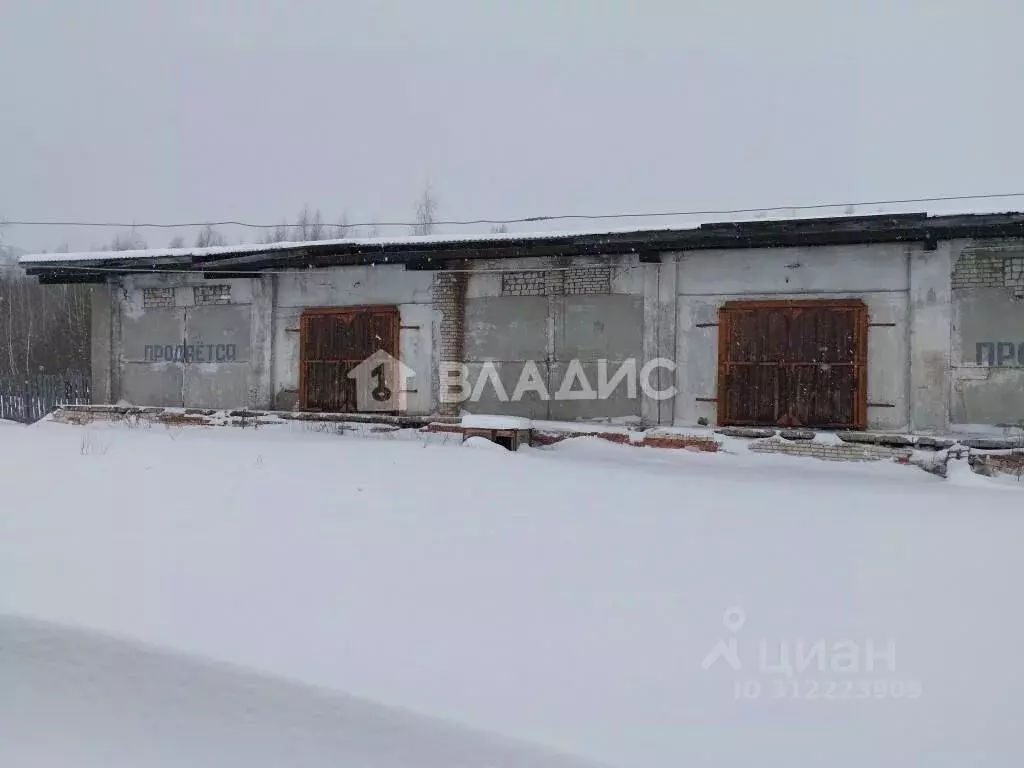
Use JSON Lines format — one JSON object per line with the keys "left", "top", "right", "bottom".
{"left": 347, "top": 349, "right": 417, "bottom": 412}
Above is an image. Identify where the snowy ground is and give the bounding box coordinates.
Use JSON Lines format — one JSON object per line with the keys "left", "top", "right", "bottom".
{"left": 1, "top": 614, "right": 598, "bottom": 768}
{"left": 1, "top": 420, "right": 1022, "bottom": 767}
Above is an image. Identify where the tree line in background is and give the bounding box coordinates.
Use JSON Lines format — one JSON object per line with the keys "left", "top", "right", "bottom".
{"left": 91, "top": 184, "right": 507, "bottom": 252}
{"left": 0, "top": 188, "right": 443, "bottom": 378}
{"left": 0, "top": 183, "right": 510, "bottom": 382}
{"left": 94, "top": 185, "right": 473, "bottom": 253}
{"left": 0, "top": 272, "right": 91, "bottom": 379}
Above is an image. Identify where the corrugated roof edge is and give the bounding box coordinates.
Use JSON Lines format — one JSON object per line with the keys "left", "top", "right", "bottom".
{"left": 19, "top": 211, "right": 1024, "bottom": 281}
{"left": 26, "top": 215, "right": 814, "bottom": 266}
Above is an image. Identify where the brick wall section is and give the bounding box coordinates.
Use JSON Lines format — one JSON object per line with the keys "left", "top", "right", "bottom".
{"left": 545, "top": 269, "right": 565, "bottom": 296}
{"left": 142, "top": 287, "right": 175, "bottom": 309}
{"left": 748, "top": 437, "right": 910, "bottom": 462}
{"left": 194, "top": 284, "right": 232, "bottom": 305}
{"left": 433, "top": 269, "right": 468, "bottom": 416}
{"left": 974, "top": 452, "right": 1024, "bottom": 478}
{"left": 529, "top": 429, "right": 717, "bottom": 451}
{"left": 498, "top": 266, "right": 608, "bottom": 296}
{"left": 1007, "top": 255, "right": 1024, "bottom": 291}
{"left": 565, "top": 265, "right": 611, "bottom": 295}
{"left": 952, "top": 249, "right": 1024, "bottom": 292}
{"left": 501, "top": 271, "right": 546, "bottom": 296}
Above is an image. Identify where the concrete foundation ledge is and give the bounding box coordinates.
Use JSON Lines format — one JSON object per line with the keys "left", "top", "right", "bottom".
{"left": 747, "top": 435, "right": 911, "bottom": 463}
{"left": 528, "top": 427, "right": 718, "bottom": 452}
{"left": 51, "top": 405, "right": 455, "bottom": 431}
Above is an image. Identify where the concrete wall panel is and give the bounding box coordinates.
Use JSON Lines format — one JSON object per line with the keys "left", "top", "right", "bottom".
{"left": 908, "top": 244, "right": 953, "bottom": 432}
{"left": 120, "top": 363, "right": 183, "bottom": 407}
{"left": 272, "top": 307, "right": 303, "bottom": 405}
{"left": 250, "top": 276, "right": 274, "bottom": 410}
{"left": 465, "top": 272, "right": 503, "bottom": 299}
{"left": 464, "top": 297, "right": 549, "bottom": 362}
{"left": 396, "top": 303, "right": 437, "bottom": 415}
{"left": 186, "top": 304, "right": 253, "bottom": 362}
{"left": 950, "top": 285, "right": 1024, "bottom": 426}
{"left": 952, "top": 368, "right": 1024, "bottom": 426}
{"left": 678, "top": 244, "right": 910, "bottom": 296}
{"left": 610, "top": 256, "right": 646, "bottom": 295}
{"left": 183, "top": 364, "right": 252, "bottom": 410}
{"left": 460, "top": 362, "right": 551, "bottom": 420}
{"left": 953, "top": 288, "right": 1024, "bottom": 356}
{"left": 121, "top": 308, "right": 185, "bottom": 362}
{"left": 276, "top": 265, "right": 433, "bottom": 308}
{"left": 562, "top": 295, "right": 643, "bottom": 362}
{"left": 547, "top": 361, "right": 641, "bottom": 421}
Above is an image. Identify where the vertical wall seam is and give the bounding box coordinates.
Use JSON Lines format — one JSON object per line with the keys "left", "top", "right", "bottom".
{"left": 268, "top": 275, "right": 277, "bottom": 407}
{"left": 670, "top": 254, "right": 680, "bottom": 427}
{"left": 906, "top": 244, "right": 914, "bottom": 432}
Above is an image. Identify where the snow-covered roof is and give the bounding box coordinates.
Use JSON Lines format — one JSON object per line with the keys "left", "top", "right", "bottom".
{"left": 18, "top": 208, "right": 1024, "bottom": 280}
{"left": 17, "top": 224, "right": 676, "bottom": 265}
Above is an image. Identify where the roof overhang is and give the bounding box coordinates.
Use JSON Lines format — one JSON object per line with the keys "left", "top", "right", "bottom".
{"left": 20, "top": 212, "right": 1024, "bottom": 283}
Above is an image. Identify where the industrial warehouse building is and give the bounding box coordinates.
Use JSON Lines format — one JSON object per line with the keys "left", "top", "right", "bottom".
{"left": 21, "top": 212, "right": 1024, "bottom": 433}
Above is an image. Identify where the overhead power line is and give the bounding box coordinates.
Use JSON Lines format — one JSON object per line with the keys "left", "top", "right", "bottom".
{"left": 5, "top": 191, "right": 1024, "bottom": 231}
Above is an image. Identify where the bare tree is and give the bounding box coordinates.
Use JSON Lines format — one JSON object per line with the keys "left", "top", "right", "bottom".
{"left": 294, "top": 207, "right": 309, "bottom": 241}
{"left": 293, "top": 206, "right": 311, "bottom": 241}
{"left": 261, "top": 206, "right": 355, "bottom": 244}
{"left": 289, "top": 205, "right": 331, "bottom": 241}
{"left": 311, "top": 209, "right": 326, "bottom": 241}
{"left": 195, "top": 226, "right": 226, "bottom": 248}
{"left": 490, "top": 224, "right": 509, "bottom": 234}
{"left": 108, "top": 229, "right": 147, "bottom": 251}
{"left": 167, "top": 235, "right": 186, "bottom": 248}
{"left": 261, "top": 221, "right": 291, "bottom": 244}
{"left": 0, "top": 269, "right": 91, "bottom": 380}
{"left": 410, "top": 184, "right": 438, "bottom": 236}
{"left": 333, "top": 213, "right": 350, "bottom": 240}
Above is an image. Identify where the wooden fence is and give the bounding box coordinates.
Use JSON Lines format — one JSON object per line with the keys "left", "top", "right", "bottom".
{"left": 0, "top": 372, "right": 91, "bottom": 424}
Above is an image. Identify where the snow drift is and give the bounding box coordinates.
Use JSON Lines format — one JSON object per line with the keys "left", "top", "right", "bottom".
{"left": 1, "top": 421, "right": 1022, "bottom": 767}
{"left": 0, "top": 614, "right": 603, "bottom": 768}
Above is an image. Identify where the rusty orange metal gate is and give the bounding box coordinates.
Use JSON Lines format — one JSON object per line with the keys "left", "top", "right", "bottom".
{"left": 717, "top": 300, "right": 868, "bottom": 429}
{"left": 299, "top": 306, "right": 400, "bottom": 412}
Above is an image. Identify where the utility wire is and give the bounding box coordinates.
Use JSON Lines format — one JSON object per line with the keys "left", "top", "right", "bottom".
{"left": 6, "top": 191, "right": 1024, "bottom": 231}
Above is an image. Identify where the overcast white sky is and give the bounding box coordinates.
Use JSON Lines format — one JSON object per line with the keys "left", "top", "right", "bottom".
{"left": 2, "top": 0, "right": 1023, "bottom": 252}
